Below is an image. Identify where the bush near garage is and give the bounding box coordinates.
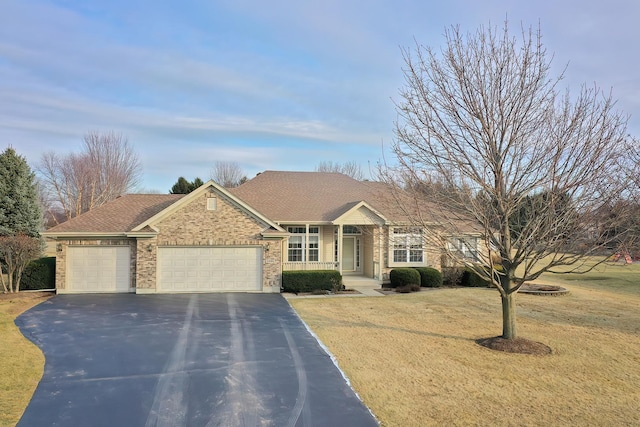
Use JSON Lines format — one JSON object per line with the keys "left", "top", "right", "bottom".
{"left": 414, "top": 267, "right": 443, "bottom": 288}
{"left": 20, "top": 257, "right": 56, "bottom": 291}
{"left": 389, "top": 268, "right": 421, "bottom": 289}
{"left": 282, "top": 270, "right": 343, "bottom": 293}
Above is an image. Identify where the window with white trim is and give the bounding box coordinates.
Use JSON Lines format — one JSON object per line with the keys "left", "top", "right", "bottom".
{"left": 287, "top": 226, "right": 319, "bottom": 262}
{"left": 448, "top": 237, "right": 478, "bottom": 261}
{"left": 392, "top": 227, "right": 424, "bottom": 263}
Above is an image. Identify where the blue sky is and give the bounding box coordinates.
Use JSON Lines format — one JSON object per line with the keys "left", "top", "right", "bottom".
{"left": 2, "top": 0, "right": 639, "bottom": 192}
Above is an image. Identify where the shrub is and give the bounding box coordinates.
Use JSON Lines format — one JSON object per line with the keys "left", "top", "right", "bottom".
{"left": 460, "top": 267, "right": 490, "bottom": 287}
{"left": 389, "top": 268, "right": 420, "bottom": 288}
{"left": 20, "top": 257, "right": 56, "bottom": 290}
{"left": 282, "top": 270, "right": 342, "bottom": 293}
{"left": 414, "top": 267, "right": 443, "bottom": 288}
{"left": 442, "top": 267, "right": 465, "bottom": 286}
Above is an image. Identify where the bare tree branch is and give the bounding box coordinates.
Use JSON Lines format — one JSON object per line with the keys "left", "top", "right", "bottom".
{"left": 388, "top": 21, "right": 634, "bottom": 340}
{"left": 210, "top": 161, "right": 247, "bottom": 188}
{"left": 315, "top": 161, "right": 365, "bottom": 180}
{"left": 0, "top": 234, "right": 41, "bottom": 292}
{"left": 37, "top": 131, "right": 142, "bottom": 222}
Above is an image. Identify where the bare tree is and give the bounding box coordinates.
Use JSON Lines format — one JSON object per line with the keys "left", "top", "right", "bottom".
{"left": 390, "top": 21, "right": 633, "bottom": 343}
{"left": 37, "top": 131, "right": 142, "bottom": 222}
{"left": 0, "top": 234, "right": 41, "bottom": 293}
{"left": 210, "top": 161, "right": 247, "bottom": 188}
{"left": 315, "top": 161, "right": 364, "bottom": 180}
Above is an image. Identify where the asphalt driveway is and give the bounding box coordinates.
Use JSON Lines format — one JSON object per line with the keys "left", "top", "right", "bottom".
{"left": 16, "top": 293, "right": 378, "bottom": 427}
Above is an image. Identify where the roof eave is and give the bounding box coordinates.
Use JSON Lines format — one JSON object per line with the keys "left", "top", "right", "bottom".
{"left": 275, "top": 221, "right": 334, "bottom": 225}
{"left": 125, "top": 231, "right": 159, "bottom": 238}
{"left": 42, "top": 232, "right": 129, "bottom": 239}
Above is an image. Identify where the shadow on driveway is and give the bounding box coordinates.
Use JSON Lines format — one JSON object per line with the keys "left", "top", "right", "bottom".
{"left": 16, "top": 293, "right": 378, "bottom": 427}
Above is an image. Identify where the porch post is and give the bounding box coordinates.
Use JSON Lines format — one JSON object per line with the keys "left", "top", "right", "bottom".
{"left": 337, "top": 224, "right": 343, "bottom": 275}
{"left": 378, "top": 225, "right": 384, "bottom": 280}
{"left": 305, "top": 224, "right": 309, "bottom": 266}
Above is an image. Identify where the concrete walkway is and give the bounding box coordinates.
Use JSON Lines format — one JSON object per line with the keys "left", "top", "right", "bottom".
{"left": 284, "top": 276, "right": 386, "bottom": 299}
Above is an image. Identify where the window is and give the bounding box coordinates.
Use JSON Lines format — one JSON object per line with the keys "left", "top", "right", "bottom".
{"left": 288, "top": 235, "right": 303, "bottom": 261}
{"left": 343, "top": 225, "right": 361, "bottom": 234}
{"left": 392, "top": 227, "right": 424, "bottom": 263}
{"left": 287, "top": 226, "right": 320, "bottom": 262}
{"left": 206, "top": 197, "right": 217, "bottom": 210}
{"left": 308, "top": 235, "right": 319, "bottom": 261}
{"left": 449, "top": 237, "right": 478, "bottom": 260}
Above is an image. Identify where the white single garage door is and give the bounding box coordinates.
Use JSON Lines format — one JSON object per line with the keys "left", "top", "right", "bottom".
{"left": 66, "top": 246, "right": 131, "bottom": 293}
{"left": 157, "top": 246, "right": 262, "bottom": 292}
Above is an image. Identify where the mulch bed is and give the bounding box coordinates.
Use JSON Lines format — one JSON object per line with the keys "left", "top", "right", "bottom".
{"left": 476, "top": 336, "right": 552, "bottom": 355}
{"left": 519, "top": 284, "right": 569, "bottom": 296}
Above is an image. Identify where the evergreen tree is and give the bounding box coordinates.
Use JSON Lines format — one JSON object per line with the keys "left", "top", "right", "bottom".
{"left": 0, "top": 148, "right": 42, "bottom": 237}
{"left": 0, "top": 148, "right": 42, "bottom": 292}
{"left": 170, "top": 177, "right": 203, "bottom": 194}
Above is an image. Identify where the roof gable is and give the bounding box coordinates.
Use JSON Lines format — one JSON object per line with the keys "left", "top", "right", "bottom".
{"left": 333, "top": 201, "right": 387, "bottom": 225}
{"left": 133, "top": 180, "right": 285, "bottom": 233}
{"left": 43, "top": 180, "right": 286, "bottom": 236}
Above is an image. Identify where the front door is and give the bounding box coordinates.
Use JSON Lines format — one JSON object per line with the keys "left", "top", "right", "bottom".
{"left": 342, "top": 237, "right": 356, "bottom": 272}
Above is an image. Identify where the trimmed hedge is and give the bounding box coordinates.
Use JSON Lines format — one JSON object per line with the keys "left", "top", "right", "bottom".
{"left": 20, "top": 257, "right": 56, "bottom": 290}
{"left": 460, "top": 267, "right": 490, "bottom": 287}
{"left": 414, "top": 267, "right": 443, "bottom": 288}
{"left": 282, "top": 270, "right": 342, "bottom": 293}
{"left": 389, "top": 268, "right": 420, "bottom": 288}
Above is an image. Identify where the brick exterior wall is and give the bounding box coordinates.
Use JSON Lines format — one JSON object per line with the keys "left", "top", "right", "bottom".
{"left": 139, "top": 192, "right": 282, "bottom": 292}
{"left": 135, "top": 237, "right": 157, "bottom": 290}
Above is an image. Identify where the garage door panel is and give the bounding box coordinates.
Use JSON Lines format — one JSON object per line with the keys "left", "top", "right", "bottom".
{"left": 158, "top": 247, "right": 262, "bottom": 292}
{"left": 67, "top": 246, "right": 130, "bottom": 293}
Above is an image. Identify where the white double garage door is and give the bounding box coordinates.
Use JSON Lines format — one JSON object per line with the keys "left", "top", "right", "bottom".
{"left": 66, "top": 246, "right": 262, "bottom": 293}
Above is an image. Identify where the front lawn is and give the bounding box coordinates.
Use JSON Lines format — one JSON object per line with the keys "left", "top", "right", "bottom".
{"left": 290, "top": 263, "right": 640, "bottom": 426}
{"left": 0, "top": 292, "right": 51, "bottom": 427}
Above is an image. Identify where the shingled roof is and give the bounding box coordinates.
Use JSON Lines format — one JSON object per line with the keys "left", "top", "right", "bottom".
{"left": 229, "top": 171, "right": 392, "bottom": 222}
{"left": 43, "top": 172, "right": 471, "bottom": 234}
{"left": 45, "top": 194, "right": 184, "bottom": 233}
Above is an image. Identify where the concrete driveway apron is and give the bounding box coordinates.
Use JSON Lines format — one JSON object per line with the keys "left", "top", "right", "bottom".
{"left": 16, "top": 293, "right": 378, "bottom": 427}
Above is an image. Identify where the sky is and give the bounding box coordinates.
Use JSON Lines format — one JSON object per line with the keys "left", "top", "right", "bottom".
{"left": 2, "top": 0, "right": 640, "bottom": 192}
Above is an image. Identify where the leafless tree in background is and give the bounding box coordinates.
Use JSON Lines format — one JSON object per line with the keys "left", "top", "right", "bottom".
{"left": 315, "top": 160, "right": 365, "bottom": 180}
{"left": 37, "top": 131, "right": 142, "bottom": 223}
{"left": 388, "top": 21, "right": 635, "bottom": 342}
{"left": 210, "top": 161, "right": 247, "bottom": 188}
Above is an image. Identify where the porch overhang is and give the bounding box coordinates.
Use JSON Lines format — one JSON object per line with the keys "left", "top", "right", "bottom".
{"left": 332, "top": 201, "right": 387, "bottom": 226}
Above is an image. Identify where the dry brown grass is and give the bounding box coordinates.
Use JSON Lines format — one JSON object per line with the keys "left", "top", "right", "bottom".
{"left": 290, "top": 276, "right": 640, "bottom": 426}
{"left": 0, "top": 292, "right": 52, "bottom": 427}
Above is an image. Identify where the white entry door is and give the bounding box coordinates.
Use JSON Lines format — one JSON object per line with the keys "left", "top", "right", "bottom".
{"left": 342, "top": 237, "right": 356, "bottom": 271}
